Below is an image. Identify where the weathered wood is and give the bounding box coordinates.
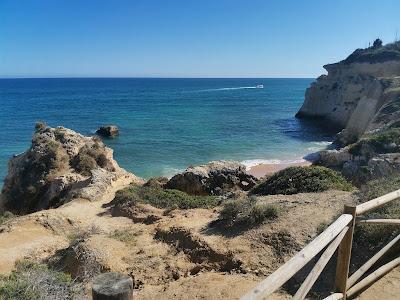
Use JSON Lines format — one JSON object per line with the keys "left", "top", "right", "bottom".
{"left": 356, "top": 189, "right": 400, "bottom": 215}
{"left": 347, "top": 233, "right": 400, "bottom": 287}
{"left": 322, "top": 293, "right": 343, "bottom": 300}
{"left": 356, "top": 218, "right": 400, "bottom": 225}
{"left": 346, "top": 257, "right": 400, "bottom": 298}
{"left": 334, "top": 205, "right": 356, "bottom": 299}
{"left": 241, "top": 214, "right": 353, "bottom": 300}
{"left": 293, "top": 227, "right": 349, "bottom": 300}
{"left": 92, "top": 272, "right": 133, "bottom": 300}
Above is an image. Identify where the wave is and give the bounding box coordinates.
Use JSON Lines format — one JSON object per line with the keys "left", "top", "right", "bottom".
{"left": 310, "top": 141, "right": 332, "bottom": 146}
{"left": 241, "top": 158, "right": 308, "bottom": 170}
{"left": 160, "top": 166, "right": 184, "bottom": 178}
{"left": 198, "top": 86, "right": 258, "bottom": 92}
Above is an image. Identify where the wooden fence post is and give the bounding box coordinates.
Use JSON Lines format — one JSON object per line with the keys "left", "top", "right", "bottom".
{"left": 335, "top": 205, "right": 357, "bottom": 299}
{"left": 92, "top": 272, "right": 133, "bottom": 300}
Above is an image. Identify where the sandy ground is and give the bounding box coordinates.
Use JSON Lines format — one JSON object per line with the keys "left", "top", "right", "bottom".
{"left": 357, "top": 266, "right": 400, "bottom": 300}
{"left": 247, "top": 161, "right": 312, "bottom": 178}
{"left": 0, "top": 178, "right": 398, "bottom": 299}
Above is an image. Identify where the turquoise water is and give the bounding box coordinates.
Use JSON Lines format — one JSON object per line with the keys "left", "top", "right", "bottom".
{"left": 0, "top": 78, "right": 334, "bottom": 181}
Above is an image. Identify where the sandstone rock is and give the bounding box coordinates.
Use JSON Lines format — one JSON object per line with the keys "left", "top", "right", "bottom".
{"left": 165, "top": 161, "right": 258, "bottom": 195}
{"left": 296, "top": 41, "right": 400, "bottom": 145}
{"left": 1, "top": 125, "right": 138, "bottom": 214}
{"left": 317, "top": 149, "right": 353, "bottom": 167}
{"left": 96, "top": 125, "right": 119, "bottom": 138}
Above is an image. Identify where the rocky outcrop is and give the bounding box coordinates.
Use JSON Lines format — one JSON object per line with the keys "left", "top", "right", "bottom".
{"left": 297, "top": 40, "right": 400, "bottom": 145}
{"left": 0, "top": 124, "right": 140, "bottom": 214}
{"left": 96, "top": 125, "right": 119, "bottom": 138}
{"left": 165, "top": 161, "right": 258, "bottom": 195}
{"left": 318, "top": 128, "right": 400, "bottom": 185}
{"left": 295, "top": 41, "right": 400, "bottom": 185}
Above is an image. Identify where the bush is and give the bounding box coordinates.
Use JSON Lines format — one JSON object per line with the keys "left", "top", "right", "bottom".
{"left": 219, "top": 197, "right": 278, "bottom": 226}
{"left": 72, "top": 152, "right": 98, "bottom": 176}
{"left": 72, "top": 143, "right": 114, "bottom": 176}
{"left": 0, "top": 260, "right": 77, "bottom": 300}
{"left": 34, "top": 121, "right": 47, "bottom": 132}
{"left": 67, "top": 225, "right": 102, "bottom": 244}
{"left": 0, "top": 211, "right": 14, "bottom": 225}
{"left": 251, "top": 166, "right": 353, "bottom": 195}
{"left": 143, "top": 177, "right": 169, "bottom": 188}
{"left": 343, "top": 40, "right": 400, "bottom": 64}
{"left": 109, "top": 228, "right": 141, "bottom": 245}
{"left": 354, "top": 177, "right": 400, "bottom": 251}
{"left": 113, "top": 184, "right": 219, "bottom": 210}
{"left": 367, "top": 128, "right": 400, "bottom": 153}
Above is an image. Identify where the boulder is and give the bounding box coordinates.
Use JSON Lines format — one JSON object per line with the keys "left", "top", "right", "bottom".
{"left": 0, "top": 124, "right": 139, "bottom": 214}
{"left": 317, "top": 149, "right": 353, "bottom": 167}
{"left": 96, "top": 125, "right": 119, "bottom": 138}
{"left": 165, "top": 161, "right": 258, "bottom": 195}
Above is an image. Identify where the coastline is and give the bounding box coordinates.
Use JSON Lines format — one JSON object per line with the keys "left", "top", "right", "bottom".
{"left": 247, "top": 160, "right": 312, "bottom": 178}
{"left": 244, "top": 157, "right": 315, "bottom": 178}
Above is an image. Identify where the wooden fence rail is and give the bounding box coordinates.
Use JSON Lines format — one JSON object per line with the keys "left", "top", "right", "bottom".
{"left": 241, "top": 189, "right": 400, "bottom": 300}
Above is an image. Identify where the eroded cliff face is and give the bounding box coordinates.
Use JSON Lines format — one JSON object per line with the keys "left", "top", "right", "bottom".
{"left": 297, "top": 49, "right": 400, "bottom": 145}
{"left": 0, "top": 125, "right": 141, "bottom": 214}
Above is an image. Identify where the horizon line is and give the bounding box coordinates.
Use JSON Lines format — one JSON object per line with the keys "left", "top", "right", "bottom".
{"left": 0, "top": 76, "right": 316, "bottom": 79}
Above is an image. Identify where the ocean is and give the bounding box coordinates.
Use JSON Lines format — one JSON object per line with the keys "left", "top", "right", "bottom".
{"left": 0, "top": 78, "right": 334, "bottom": 181}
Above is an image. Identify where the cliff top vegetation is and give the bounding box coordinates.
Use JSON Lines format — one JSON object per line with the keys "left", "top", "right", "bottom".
{"left": 342, "top": 39, "right": 400, "bottom": 64}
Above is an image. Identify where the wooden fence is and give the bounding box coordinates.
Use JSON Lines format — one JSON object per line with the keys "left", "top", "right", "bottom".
{"left": 241, "top": 189, "right": 400, "bottom": 300}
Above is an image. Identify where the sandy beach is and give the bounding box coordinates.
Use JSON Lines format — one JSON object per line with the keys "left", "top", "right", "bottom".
{"left": 247, "top": 160, "right": 313, "bottom": 178}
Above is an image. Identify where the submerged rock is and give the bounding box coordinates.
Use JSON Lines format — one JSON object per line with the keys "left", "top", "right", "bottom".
{"left": 165, "top": 161, "right": 258, "bottom": 195}
{"left": 0, "top": 124, "right": 139, "bottom": 214}
{"left": 96, "top": 125, "right": 119, "bottom": 138}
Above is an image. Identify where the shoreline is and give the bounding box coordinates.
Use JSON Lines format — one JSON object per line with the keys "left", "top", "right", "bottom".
{"left": 245, "top": 158, "right": 315, "bottom": 179}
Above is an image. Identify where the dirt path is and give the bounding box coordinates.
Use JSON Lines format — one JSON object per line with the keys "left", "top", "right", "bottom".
{"left": 1, "top": 185, "right": 398, "bottom": 299}
{"left": 357, "top": 266, "right": 400, "bottom": 299}
{"left": 0, "top": 174, "right": 135, "bottom": 274}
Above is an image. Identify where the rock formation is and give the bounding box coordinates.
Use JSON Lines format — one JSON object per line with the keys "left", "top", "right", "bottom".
{"left": 297, "top": 40, "right": 400, "bottom": 184}
{"left": 96, "top": 125, "right": 119, "bottom": 138}
{"left": 296, "top": 40, "right": 400, "bottom": 145}
{"left": 165, "top": 161, "right": 258, "bottom": 195}
{"left": 0, "top": 124, "right": 140, "bottom": 214}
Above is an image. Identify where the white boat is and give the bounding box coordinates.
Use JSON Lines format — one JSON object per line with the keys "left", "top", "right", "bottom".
{"left": 255, "top": 84, "right": 264, "bottom": 88}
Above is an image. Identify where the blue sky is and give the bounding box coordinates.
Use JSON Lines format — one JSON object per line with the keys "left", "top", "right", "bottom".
{"left": 1, "top": 0, "right": 399, "bottom": 78}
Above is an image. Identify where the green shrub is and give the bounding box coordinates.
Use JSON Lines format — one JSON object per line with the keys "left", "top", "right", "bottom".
{"left": 66, "top": 225, "right": 102, "bottom": 244}
{"left": 109, "top": 228, "right": 141, "bottom": 245}
{"left": 34, "top": 121, "right": 47, "bottom": 132}
{"left": 114, "top": 184, "right": 219, "bottom": 210}
{"left": 219, "top": 197, "right": 278, "bottom": 226}
{"left": 0, "top": 260, "right": 76, "bottom": 300}
{"left": 350, "top": 128, "right": 400, "bottom": 157}
{"left": 0, "top": 211, "right": 14, "bottom": 225}
{"left": 354, "top": 177, "right": 400, "bottom": 251}
{"left": 72, "top": 143, "right": 114, "bottom": 176}
{"left": 143, "top": 177, "right": 169, "bottom": 188}
{"left": 251, "top": 166, "right": 353, "bottom": 195}
{"left": 367, "top": 128, "right": 400, "bottom": 153}
{"left": 343, "top": 40, "right": 400, "bottom": 64}
{"left": 357, "top": 176, "right": 400, "bottom": 202}
{"left": 72, "top": 152, "right": 98, "bottom": 176}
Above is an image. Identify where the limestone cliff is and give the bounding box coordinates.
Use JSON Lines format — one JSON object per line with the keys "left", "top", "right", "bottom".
{"left": 296, "top": 40, "right": 400, "bottom": 145}
{"left": 301, "top": 40, "right": 400, "bottom": 185}
{"left": 0, "top": 124, "right": 142, "bottom": 214}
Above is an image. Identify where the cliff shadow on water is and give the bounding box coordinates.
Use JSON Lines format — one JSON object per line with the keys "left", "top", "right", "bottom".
{"left": 274, "top": 117, "right": 339, "bottom": 144}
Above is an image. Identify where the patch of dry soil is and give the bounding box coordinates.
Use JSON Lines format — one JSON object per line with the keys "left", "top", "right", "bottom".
{"left": 4, "top": 186, "right": 397, "bottom": 300}
{"left": 357, "top": 266, "right": 400, "bottom": 300}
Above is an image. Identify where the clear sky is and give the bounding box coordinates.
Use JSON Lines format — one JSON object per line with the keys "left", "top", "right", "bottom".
{"left": 1, "top": 0, "right": 399, "bottom": 78}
